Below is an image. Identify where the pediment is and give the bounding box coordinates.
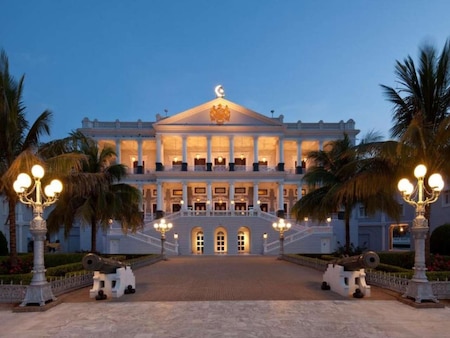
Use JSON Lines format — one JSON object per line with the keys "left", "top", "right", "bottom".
{"left": 154, "top": 98, "right": 283, "bottom": 128}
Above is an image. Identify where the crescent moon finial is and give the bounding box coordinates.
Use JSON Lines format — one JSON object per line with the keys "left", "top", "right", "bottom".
{"left": 214, "top": 85, "right": 225, "bottom": 98}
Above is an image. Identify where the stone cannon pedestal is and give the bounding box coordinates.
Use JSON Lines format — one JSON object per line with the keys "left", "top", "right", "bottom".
{"left": 323, "top": 264, "right": 371, "bottom": 297}
{"left": 89, "top": 266, "right": 136, "bottom": 299}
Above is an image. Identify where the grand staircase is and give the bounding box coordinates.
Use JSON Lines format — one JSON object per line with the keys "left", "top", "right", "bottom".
{"left": 106, "top": 210, "right": 334, "bottom": 255}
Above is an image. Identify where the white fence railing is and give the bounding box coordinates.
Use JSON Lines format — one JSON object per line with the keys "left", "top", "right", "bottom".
{"left": 284, "top": 254, "right": 450, "bottom": 300}
{"left": 0, "top": 255, "right": 162, "bottom": 303}
{"left": 265, "top": 226, "right": 333, "bottom": 253}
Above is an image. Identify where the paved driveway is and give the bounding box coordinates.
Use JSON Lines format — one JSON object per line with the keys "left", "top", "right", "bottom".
{"left": 4, "top": 256, "right": 446, "bottom": 338}
{"left": 62, "top": 255, "right": 396, "bottom": 302}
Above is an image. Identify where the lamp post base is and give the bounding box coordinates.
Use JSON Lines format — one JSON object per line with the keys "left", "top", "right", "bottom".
{"left": 402, "top": 280, "right": 438, "bottom": 304}
{"left": 20, "top": 283, "right": 56, "bottom": 307}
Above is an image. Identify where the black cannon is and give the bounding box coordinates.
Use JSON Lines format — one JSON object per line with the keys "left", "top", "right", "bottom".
{"left": 334, "top": 251, "right": 380, "bottom": 271}
{"left": 82, "top": 253, "right": 126, "bottom": 274}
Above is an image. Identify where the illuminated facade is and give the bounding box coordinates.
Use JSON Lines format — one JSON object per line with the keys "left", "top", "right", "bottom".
{"left": 2, "top": 89, "right": 448, "bottom": 255}
{"left": 77, "top": 88, "right": 359, "bottom": 255}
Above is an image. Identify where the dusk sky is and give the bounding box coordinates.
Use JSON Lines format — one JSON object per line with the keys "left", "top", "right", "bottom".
{"left": 2, "top": 1, "right": 450, "bottom": 142}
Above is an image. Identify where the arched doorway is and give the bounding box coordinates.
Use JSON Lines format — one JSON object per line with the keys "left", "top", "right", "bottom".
{"left": 389, "top": 223, "right": 410, "bottom": 250}
{"left": 237, "top": 226, "right": 250, "bottom": 253}
{"left": 191, "top": 227, "right": 204, "bottom": 254}
{"left": 214, "top": 226, "right": 227, "bottom": 254}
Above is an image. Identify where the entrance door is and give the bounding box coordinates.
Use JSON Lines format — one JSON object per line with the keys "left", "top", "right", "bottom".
{"left": 235, "top": 202, "right": 246, "bottom": 214}
{"left": 195, "top": 203, "right": 206, "bottom": 214}
{"left": 196, "top": 231, "right": 204, "bottom": 254}
{"left": 216, "top": 231, "right": 225, "bottom": 253}
{"left": 237, "top": 231, "right": 245, "bottom": 252}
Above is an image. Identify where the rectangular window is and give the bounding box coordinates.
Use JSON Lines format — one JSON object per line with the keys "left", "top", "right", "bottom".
{"left": 235, "top": 187, "right": 246, "bottom": 194}
{"left": 214, "top": 187, "right": 226, "bottom": 195}
{"left": 258, "top": 189, "right": 268, "bottom": 196}
{"left": 358, "top": 206, "right": 367, "bottom": 218}
{"left": 172, "top": 189, "right": 182, "bottom": 197}
{"left": 194, "top": 187, "right": 206, "bottom": 195}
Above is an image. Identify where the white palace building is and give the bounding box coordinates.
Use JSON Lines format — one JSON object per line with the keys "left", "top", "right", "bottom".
{"left": 74, "top": 86, "right": 359, "bottom": 256}
{"left": 7, "top": 87, "right": 449, "bottom": 256}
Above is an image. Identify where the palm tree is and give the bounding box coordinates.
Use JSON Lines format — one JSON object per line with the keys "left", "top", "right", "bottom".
{"left": 381, "top": 39, "right": 450, "bottom": 170}
{"left": 291, "top": 133, "right": 402, "bottom": 254}
{"left": 381, "top": 39, "right": 450, "bottom": 260}
{"left": 382, "top": 40, "right": 450, "bottom": 144}
{"left": 47, "top": 132, "right": 143, "bottom": 252}
{"left": 0, "top": 49, "right": 53, "bottom": 266}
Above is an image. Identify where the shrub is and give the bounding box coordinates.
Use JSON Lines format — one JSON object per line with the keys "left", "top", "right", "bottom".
{"left": 0, "top": 231, "right": 8, "bottom": 255}
{"left": 332, "top": 241, "right": 367, "bottom": 256}
{"left": 0, "top": 273, "right": 32, "bottom": 284}
{"left": 0, "top": 255, "right": 33, "bottom": 274}
{"left": 44, "top": 253, "right": 85, "bottom": 268}
{"left": 377, "top": 251, "right": 415, "bottom": 269}
{"left": 46, "top": 262, "right": 85, "bottom": 277}
{"left": 430, "top": 223, "right": 450, "bottom": 255}
{"left": 427, "top": 254, "right": 450, "bottom": 272}
{"left": 427, "top": 271, "right": 450, "bottom": 281}
{"left": 372, "top": 263, "right": 410, "bottom": 273}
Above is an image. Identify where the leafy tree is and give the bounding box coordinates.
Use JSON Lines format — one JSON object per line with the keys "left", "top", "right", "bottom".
{"left": 291, "top": 133, "right": 401, "bottom": 254}
{"left": 381, "top": 39, "right": 450, "bottom": 171}
{"left": 47, "top": 132, "right": 143, "bottom": 252}
{"left": 0, "top": 49, "right": 52, "bottom": 266}
{"left": 381, "top": 39, "right": 450, "bottom": 261}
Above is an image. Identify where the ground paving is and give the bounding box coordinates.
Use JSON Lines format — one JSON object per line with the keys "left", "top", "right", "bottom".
{"left": 0, "top": 256, "right": 449, "bottom": 337}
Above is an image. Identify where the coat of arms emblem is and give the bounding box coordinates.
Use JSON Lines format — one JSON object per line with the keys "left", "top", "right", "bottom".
{"left": 210, "top": 104, "right": 230, "bottom": 125}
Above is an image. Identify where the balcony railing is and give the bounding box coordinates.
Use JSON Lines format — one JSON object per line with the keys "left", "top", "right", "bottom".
{"left": 126, "top": 165, "right": 301, "bottom": 174}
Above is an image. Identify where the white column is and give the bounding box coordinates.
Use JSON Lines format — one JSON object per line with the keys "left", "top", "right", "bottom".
{"left": 207, "top": 181, "right": 212, "bottom": 212}
{"left": 278, "top": 137, "right": 284, "bottom": 163}
{"left": 156, "top": 135, "right": 162, "bottom": 163}
{"left": 229, "top": 136, "right": 234, "bottom": 163}
{"left": 296, "top": 139, "right": 302, "bottom": 167}
{"left": 278, "top": 181, "right": 284, "bottom": 211}
{"left": 157, "top": 181, "right": 163, "bottom": 211}
{"left": 319, "top": 139, "right": 324, "bottom": 151}
{"left": 297, "top": 183, "right": 303, "bottom": 199}
{"left": 182, "top": 181, "right": 188, "bottom": 211}
{"left": 138, "top": 139, "right": 143, "bottom": 166}
{"left": 182, "top": 136, "right": 187, "bottom": 163}
{"left": 207, "top": 136, "right": 212, "bottom": 164}
{"left": 229, "top": 182, "right": 235, "bottom": 214}
{"left": 229, "top": 182, "right": 235, "bottom": 205}
{"left": 253, "top": 181, "right": 259, "bottom": 210}
{"left": 253, "top": 136, "right": 259, "bottom": 164}
{"left": 115, "top": 139, "right": 121, "bottom": 164}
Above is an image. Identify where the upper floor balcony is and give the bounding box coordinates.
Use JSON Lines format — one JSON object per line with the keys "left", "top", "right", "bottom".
{"left": 127, "top": 162, "right": 307, "bottom": 176}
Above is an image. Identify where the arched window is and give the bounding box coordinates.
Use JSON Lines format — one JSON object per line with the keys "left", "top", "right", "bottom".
{"left": 196, "top": 231, "right": 204, "bottom": 254}
{"left": 216, "top": 231, "right": 225, "bottom": 252}
{"left": 237, "top": 231, "right": 245, "bottom": 252}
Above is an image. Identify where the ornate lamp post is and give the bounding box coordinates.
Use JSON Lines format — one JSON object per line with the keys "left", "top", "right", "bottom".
{"left": 153, "top": 218, "right": 173, "bottom": 260}
{"left": 272, "top": 218, "right": 291, "bottom": 260}
{"left": 13, "top": 164, "right": 63, "bottom": 306}
{"left": 397, "top": 164, "right": 444, "bottom": 303}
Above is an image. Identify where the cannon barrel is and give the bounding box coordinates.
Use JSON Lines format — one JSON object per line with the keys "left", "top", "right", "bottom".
{"left": 334, "top": 251, "right": 380, "bottom": 271}
{"left": 82, "top": 253, "right": 126, "bottom": 274}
